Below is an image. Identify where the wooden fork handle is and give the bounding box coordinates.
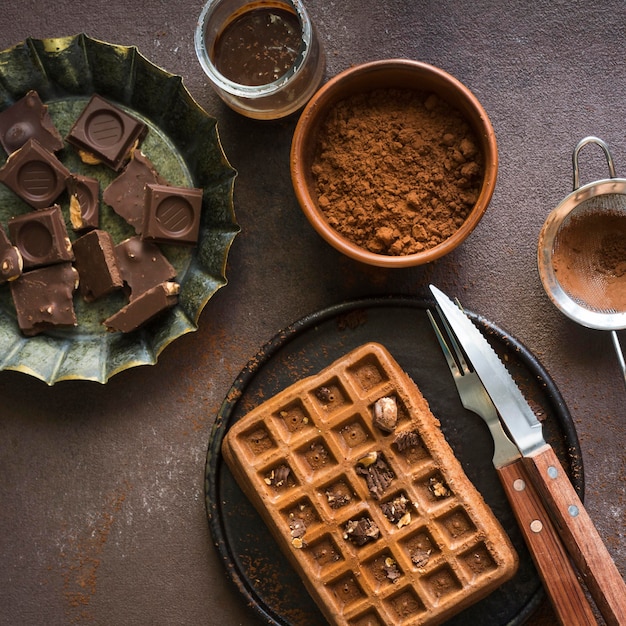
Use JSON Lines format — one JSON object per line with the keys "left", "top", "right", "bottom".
{"left": 498, "top": 459, "right": 597, "bottom": 625}
{"left": 523, "top": 444, "right": 626, "bottom": 626}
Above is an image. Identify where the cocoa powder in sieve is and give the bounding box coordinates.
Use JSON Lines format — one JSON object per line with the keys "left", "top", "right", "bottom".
{"left": 311, "top": 88, "right": 484, "bottom": 255}
{"left": 552, "top": 212, "right": 626, "bottom": 311}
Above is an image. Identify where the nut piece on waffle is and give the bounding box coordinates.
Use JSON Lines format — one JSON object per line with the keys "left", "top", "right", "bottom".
{"left": 221, "top": 342, "right": 518, "bottom": 625}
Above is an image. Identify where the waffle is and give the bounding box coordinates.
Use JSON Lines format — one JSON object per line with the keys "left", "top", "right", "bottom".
{"left": 221, "top": 342, "right": 518, "bottom": 625}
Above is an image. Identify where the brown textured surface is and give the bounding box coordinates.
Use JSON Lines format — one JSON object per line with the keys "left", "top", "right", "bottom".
{"left": 0, "top": 1, "right": 624, "bottom": 625}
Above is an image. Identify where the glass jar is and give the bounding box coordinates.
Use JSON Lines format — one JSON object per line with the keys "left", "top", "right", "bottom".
{"left": 195, "top": 0, "right": 325, "bottom": 120}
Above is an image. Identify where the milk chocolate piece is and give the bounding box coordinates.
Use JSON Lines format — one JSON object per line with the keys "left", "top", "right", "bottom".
{"left": 0, "top": 138, "right": 70, "bottom": 209}
{"left": 9, "top": 204, "right": 73, "bottom": 269}
{"left": 66, "top": 94, "right": 147, "bottom": 171}
{"left": 0, "top": 90, "right": 64, "bottom": 155}
{"left": 67, "top": 173, "right": 99, "bottom": 231}
{"left": 142, "top": 183, "right": 202, "bottom": 245}
{"left": 104, "top": 281, "right": 179, "bottom": 332}
{"left": 115, "top": 236, "right": 176, "bottom": 300}
{"left": 10, "top": 262, "right": 78, "bottom": 336}
{"left": 0, "top": 224, "right": 23, "bottom": 283}
{"left": 103, "top": 151, "right": 167, "bottom": 233}
{"left": 73, "top": 229, "right": 123, "bottom": 301}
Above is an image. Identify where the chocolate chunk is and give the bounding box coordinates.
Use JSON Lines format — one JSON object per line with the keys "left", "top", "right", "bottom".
{"left": 343, "top": 516, "right": 380, "bottom": 546}
{"left": 0, "top": 90, "right": 64, "bottom": 155}
{"left": 10, "top": 263, "right": 78, "bottom": 336}
{"left": 0, "top": 224, "right": 23, "bottom": 283}
{"left": 382, "top": 556, "right": 402, "bottom": 583}
{"left": 0, "top": 138, "right": 70, "bottom": 209}
{"left": 356, "top": 452, "right": 395, "bottom": 500}
{"left": 8, "top": 204, "right": 73, "bottom": 269}
{"left": 103, "top": 281, "right": 179, "bottom": 332}
{"left": 66, "top": 94, "right": 147, "bottom": 171}
{"left": 102, "top": 151, "right": 167, "bottom": 233}
{"left": 73, "top": 229, "right": 123, "bottom": 301}
{"left": 142, "top": 183, "right": 203, "bottom": 245}
{"left": 324, "top": 482, "right": 352, "bottom": 509}
{"left": 115, "top": 236, "right": 176, "bottom": 300}
{"left": 381, "top": 493, "right": 412, "bottom": 525}
{"left": 67, "top": 173, "right": 99, "bottom": 231}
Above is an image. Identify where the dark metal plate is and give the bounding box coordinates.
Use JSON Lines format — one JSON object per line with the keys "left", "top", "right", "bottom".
{"left": 205, "top": 296, "right": 583, "bottom": 625}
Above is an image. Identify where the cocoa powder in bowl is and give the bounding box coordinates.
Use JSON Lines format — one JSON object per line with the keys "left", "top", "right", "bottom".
{"left": 312, "top": 88, "right": 483, "bottom": 256}
{"left": 290, "top": 60, "right": 498, "bottom": 268}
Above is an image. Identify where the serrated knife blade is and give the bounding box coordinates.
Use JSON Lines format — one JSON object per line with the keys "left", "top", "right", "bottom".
{"left": 430, "top": 285, "right": 545, "bottom": 456}
{"left": 430, "top": 284, "right": 626, "bottom": 626}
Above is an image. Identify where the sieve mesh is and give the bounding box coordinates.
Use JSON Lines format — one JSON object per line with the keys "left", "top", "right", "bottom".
{"left": 551, "top": 193, "right": 626, "bottom": 314}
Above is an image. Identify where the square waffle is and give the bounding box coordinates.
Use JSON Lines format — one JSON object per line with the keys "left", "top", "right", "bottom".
{"left": 221, "top": 342, "right": 518, "bottom": 625}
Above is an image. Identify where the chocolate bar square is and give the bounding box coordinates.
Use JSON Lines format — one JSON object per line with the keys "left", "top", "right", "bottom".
{"left": 0, "top": 90, "right": 64, "bottom": 155}
{"left": 10, "top": 263, "right": 78, "bottom": 336}
{"left": 66, "top": 94, "right": 147, "bottom": 171}
{"left": 73, "top": 229, "right": 123, "bottom": 302}
{"left": 115, "top": 236, "right": 176, "bottom": 300}
{"left": 67, "top": 173, "right": 100, "bottom": 231}
{"left": 103, "top": 281, "right": 179, "bottom": 332}
{"left": 0, "top": 138, "right": 70, "bottom": 209}
{"left": 142, "top": 183, "right": 202, "bottom": 246}
{"left": 8, "top": 204, "right": 74, "bottom": 269}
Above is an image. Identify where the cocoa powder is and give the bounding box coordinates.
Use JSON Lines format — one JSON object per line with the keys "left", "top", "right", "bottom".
{"left": 552, "top": 211, "right": 626, "bottom": 311}
{"left": 311, "top": 88, "right": 484, "bottom": 255}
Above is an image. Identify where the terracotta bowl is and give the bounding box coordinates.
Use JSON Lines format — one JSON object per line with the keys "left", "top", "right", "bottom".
{"left": 290, "top": 59, "right": 498, "bottom": 267}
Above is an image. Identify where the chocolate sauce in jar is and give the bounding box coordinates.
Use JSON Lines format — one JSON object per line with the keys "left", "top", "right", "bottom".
{"left": 195, "top": 0, "right": 325, "bottom": 119}
{"left": 211, "top": 5, "right": 302, "bottom": 86}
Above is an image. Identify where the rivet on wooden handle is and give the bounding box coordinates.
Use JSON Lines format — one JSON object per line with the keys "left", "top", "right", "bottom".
{"left": 498, "top": 460, "right": 597, "bottom": 625}
{"left": 525, "top": 444, "right": 626, "bottom": 626}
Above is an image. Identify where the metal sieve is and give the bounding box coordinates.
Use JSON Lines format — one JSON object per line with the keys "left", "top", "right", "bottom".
{"left": 538, "top": 136, "right": 626, "bottom": 385}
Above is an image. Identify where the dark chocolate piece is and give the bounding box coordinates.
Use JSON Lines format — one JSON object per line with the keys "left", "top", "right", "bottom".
{"left": 73, "top": 229, "right": 123, "bottom": 301}
{"left": 8, "top": 204, "right": 73, "bottom": 269}
{"left": 343, "top": 516, "right": 380, "bottom": 546}
{"left": 380, "top": 493, "right": 411, "bottom": 525}
{"left": 103, "top": 151, "right": 167, "bottom": 233}
{"left": 67, "top": 173, "right": 99, "bottom": 231}
{"left": 10, "top": 262, "right": 78, "bottom": 336}
{"left": 0, "top": 90, "right": 64, "bottom": 155}
{"left": 142, "top": 183, "right": 202, "bottom": 245}
{"left": 0, "top": 138, "right": 70, "bottom": 209}
{"left": 355, "top": 452, "right": 395, "bottom": 500}
{"left": 103, "top": 281, "right": 179, "bottom": 332}
{"left": 66, "top": 94, "right": 147, "bottom": 171}
{"left": 0, "top": 224, "right": 23, "bottom": 283}
{"left": 115, "top": 236, "right": 176, "bottom": 300}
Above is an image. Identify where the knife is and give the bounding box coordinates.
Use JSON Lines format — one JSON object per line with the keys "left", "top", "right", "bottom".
{"left": 430, "top": 284, "right": 626, "bottom": 626}
{"left": 428, "top": 307, "right": 597, "bottom": 625}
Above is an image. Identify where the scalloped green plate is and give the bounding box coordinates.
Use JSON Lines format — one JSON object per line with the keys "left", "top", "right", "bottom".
{"left": 0, "top": 34, "right": 239, "bottom": 384}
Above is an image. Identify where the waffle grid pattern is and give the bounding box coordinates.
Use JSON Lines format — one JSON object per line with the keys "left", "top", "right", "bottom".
{"left": 222, "top": 343, "right": 517, "bottom": 625}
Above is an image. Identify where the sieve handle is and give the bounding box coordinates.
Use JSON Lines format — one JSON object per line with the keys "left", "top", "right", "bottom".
{"left": 572, "top": 136, "right": 616, "bottom": 190}
{"left": 610, "top": 331, "right": 626, "bottom": 389}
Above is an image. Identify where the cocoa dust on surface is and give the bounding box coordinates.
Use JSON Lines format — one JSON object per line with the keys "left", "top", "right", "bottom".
{"left": 311, "top": 88, "right": 484, "bottom": 256}
{"left": 551, "top": 211, "right": 626, "bottom": 312}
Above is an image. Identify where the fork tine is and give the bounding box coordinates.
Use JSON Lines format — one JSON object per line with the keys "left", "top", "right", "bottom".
{"left": 426, "top": 309, "right": 461, "bottom": 377}
{"left": 428, "top": 306, "right": 472, "bottom": 376}
{"left": 435, "top": 304, "right": 472, "bottom": 375}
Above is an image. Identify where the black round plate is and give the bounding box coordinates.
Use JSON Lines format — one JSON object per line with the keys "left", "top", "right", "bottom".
{"left": 205, "top": 297, "right": 583, "bottom": 625}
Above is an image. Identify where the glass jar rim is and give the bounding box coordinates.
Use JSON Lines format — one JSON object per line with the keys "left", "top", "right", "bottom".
{"left": 194, "top": 0, "right": 313, "bottom": 98}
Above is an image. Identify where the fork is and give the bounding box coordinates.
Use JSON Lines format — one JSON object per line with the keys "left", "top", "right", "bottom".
{"left": 428, "top": 306, "right": 598, "bottom": 626}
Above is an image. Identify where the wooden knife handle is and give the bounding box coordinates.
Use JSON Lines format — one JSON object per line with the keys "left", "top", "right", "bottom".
{"left": 524, "top": 444, "right": 626, "bottom": 626}
{"left": 498, "top": 459, "right": 597, "bottom": 625}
